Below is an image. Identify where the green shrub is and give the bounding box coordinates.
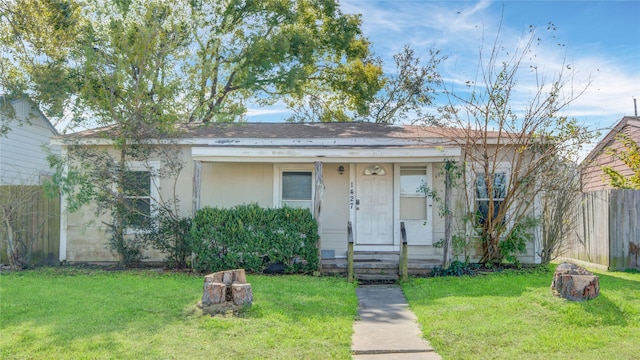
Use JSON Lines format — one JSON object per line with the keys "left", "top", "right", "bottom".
{"left": 431, "top": 260, "right": 481, "bottom": 277}
{"left": 189, "top": 204, "right": 319, "bottom": 273}
{"left": 138, "top": 206, "right": 192, "bottom": 269}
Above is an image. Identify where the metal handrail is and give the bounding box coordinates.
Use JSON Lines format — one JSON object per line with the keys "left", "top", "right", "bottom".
{"left": 400, "top": 222, "right": 408, "bottom": 281}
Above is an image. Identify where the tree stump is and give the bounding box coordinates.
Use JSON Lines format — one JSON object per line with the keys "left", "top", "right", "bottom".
{"left": 232, "top": 283, "right": 253, "bottom": 305}
{"left": 199, "top": 269, "right": 253, "bottom": 316}
{"left": 551, "top": 262, "right": 599, "bottom": 301}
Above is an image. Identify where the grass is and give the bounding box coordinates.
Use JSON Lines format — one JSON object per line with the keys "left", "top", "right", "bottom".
{"left": 0, "top": 268, "right": 357, "bottom": 359}
{"left": 402, "top": 265, "right": 640, "bottom": 360}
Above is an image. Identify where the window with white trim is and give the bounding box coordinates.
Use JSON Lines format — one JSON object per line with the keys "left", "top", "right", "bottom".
{"left": 123, "top": 170, "right": 152, "bottom": 228}
{"left": 122, "top": 161, "right": 159, "bottom": 230}
{"left": 475, "top": 171, "right": 507, "bottom": 225}
{"left": 400, "top": 167, "right": 427, "bottom": 220}
{"left": 281, "top": 171, "right": 313, "bottom": 211}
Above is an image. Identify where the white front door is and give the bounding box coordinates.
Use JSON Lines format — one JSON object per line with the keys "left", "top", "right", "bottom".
{"left": 355, "top": 163, "right": 394, "bottom": 245}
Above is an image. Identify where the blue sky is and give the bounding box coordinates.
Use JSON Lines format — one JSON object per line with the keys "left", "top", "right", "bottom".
{"left": 247, "top": 0, "right": 640, "bottom": 135}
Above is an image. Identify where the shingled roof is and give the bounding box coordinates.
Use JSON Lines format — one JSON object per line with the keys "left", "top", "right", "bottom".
{"left": 58, "top": 122, "right": 503, "bottom": 141}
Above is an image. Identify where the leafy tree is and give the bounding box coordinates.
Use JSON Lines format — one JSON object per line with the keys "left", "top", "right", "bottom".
{"left": 602, "top": 133, "right": 640, "bottom": 189}
{"left": 2, "top": 0, "right": 385, "bottom": 264}
{"left": 181, "top": 0, "right": 383, "bottom": 123}
{"left": 367, "top": 46, "right": 444, "bottom": 124}
{"left": 1, "top": 0, "right": 384, "bottom": 125}
{"left": 289, "top": 45, "right": 444, "bottom": 124}
{"left": 0, "top": 0, "right": 81, "bottom": 133}
{"left": 8, "top": 0, "right": 189, "bottom": 265}
{"left": 438, "top": 24, "right": 595, "bottom": 265}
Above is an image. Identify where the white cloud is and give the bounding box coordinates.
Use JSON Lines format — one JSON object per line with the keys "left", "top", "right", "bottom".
{"left": 341, "top": 0, "right": 639, "bottom": 134}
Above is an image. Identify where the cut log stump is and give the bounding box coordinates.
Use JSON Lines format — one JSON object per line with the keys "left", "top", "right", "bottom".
{"left": 199, "top": 269, "right": 253, "bottom": 316}
{"left": 551, "top": 262, "right": 599, "bottom": 301}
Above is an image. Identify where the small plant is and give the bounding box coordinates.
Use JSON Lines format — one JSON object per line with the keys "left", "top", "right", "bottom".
{"left": 498, "top": 217, "right": 537, "bottom": 265}
{"left": 430, "top": 260, "right": 480, "bottom": 277}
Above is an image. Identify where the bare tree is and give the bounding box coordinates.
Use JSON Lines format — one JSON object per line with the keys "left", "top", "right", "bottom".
{"left": 0, "top": 184, "right": 51, "bottom": 269}
{"left": 439, "top": 23, "right": 594, "bottom": 265}
{"left": 537, "top": 158, "right": 580, "bottom": 264}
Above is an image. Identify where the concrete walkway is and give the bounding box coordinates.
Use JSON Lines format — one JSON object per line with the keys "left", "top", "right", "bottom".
{"left": 352, "top": 285, "right": 442, "bottom": 360}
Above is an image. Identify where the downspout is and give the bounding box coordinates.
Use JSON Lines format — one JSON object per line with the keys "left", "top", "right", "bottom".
{"left": 59, "top": 146, "right": 67, "bottom": 263}
{"left": 191, "top": 160, "right": 202, "bottom": 270}
{"left": 314, "top": 161, "right": 324, "bottom": 274}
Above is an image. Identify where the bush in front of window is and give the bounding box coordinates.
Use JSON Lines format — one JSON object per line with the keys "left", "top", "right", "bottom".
{"left": 137, "top": 206, "right": 192, "bottom": 269}
{"left": 189, "top": 204, "right": 319, "bottom": 273}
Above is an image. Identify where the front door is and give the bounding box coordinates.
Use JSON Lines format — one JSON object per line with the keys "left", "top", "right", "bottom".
{"left": 355, "top": 163, "right": 394, "bottom": 245}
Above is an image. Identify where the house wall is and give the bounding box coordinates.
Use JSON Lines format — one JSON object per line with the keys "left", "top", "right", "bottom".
{"left": 63, "top": 145, "right": 195, "bottom": 263}
{"left": 198, "top": 161, "right": 351, "bottom": 258}
{"left": 405, "top": 162, "right": 445, "bottom": 261}
{"left": 0, "top": 99, "right": 58, "bottom": 185}
{"left": 317, "top": 163, "right": 350, "bottom": 257}
{"left": 581, "top": 121, "right": 640, "bottom": 191}
{"left": 200, "top": 162, "right": 273, "bottom": 208}
{"left": 62, "top": 142, "right": 539, "bottom": 265}
{"left": 420, "top": 156, "right": 539, "bottom": 265}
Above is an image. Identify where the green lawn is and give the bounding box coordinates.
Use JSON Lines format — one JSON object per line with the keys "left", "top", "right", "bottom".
{"left": 0, "top": 268, "right": 357, "bottom": 359}
{"left": 4, "top": 266, "right": 639, "bottom": 360}
{"left": 403, "top": 266, "right": 640, "bottom": 360}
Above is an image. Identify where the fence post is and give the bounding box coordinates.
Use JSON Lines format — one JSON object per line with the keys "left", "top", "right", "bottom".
{"left": 400, "top": 222, "right": 408, "bottom": 281}
{"left": 347, "top": 221, "right": 354, "bottom": 283}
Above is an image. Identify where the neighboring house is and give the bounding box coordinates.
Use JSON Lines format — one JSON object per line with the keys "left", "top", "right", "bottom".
{"left": 0, "top": 97, "right": 59, "bottom": 185}
{"left": 1, "top": 97, "right": 61, "bottom": 266}
{"left": 562, "top": 116, "right": 640, "bottom": 270}
{"left": 580, "top": 116, "right": 640, "bottom": 191}
{"left": 54, "top": 122, "right": 541, "bottom": 265}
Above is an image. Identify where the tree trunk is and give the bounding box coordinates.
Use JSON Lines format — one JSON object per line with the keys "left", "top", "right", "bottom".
{"left": 232, "top": 284, "right": 253, "bottom": 305}
{"left": 443, "top": 163, "right": 453, "bottom": 269}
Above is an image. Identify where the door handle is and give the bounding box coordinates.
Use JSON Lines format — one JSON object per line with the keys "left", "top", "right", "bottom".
{"left": 356, "top": 199, "right": 360, "bottom": 205}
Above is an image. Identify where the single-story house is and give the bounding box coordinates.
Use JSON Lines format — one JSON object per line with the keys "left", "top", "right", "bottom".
{"left": 580, "top": 116, "right": 640, "bottom": 191}
{"left": 54, "top": 122, "right": 542, "bottom": 267}
{"left": 561, "top": 116, "right": 640, "bottom": 270}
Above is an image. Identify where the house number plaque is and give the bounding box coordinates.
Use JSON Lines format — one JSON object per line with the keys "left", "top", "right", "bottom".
{"left": 349, "top": 181, "right": 355, "bottom": 209}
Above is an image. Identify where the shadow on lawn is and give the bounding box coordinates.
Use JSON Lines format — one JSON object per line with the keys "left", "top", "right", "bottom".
{"left": 567, "top": 271, "right": 640, "bottom": 328}
{"left": 404, "top": 268, "right": 554, "bottom": 300}
{"left": 405, "top": 268, "right": 639, "bottom": 329}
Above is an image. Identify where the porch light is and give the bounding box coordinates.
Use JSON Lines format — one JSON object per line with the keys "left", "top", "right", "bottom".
{"left": 338, "top": 165, "right": 345, "bottom": 175}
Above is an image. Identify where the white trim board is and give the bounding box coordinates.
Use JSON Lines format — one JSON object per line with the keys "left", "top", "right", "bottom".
{"left": 191, "top": 146, "right": 461, "bottom": 163}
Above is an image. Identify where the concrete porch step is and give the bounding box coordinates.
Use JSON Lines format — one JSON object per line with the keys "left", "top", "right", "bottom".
{"left": 355, "top": 273, "right": 399, "bottom": 284}
{"left": 353, "top": 251, "right": 400, "bottom": 262}
{"left": 321, "top": 258, "right": 441, "bottom": 277}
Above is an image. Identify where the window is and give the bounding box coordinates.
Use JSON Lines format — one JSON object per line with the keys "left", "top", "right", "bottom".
{"left": 363, "top": 164, "right": 386, "bottom": 176}
{"left": 475, "top": 172, "right": 507, "bottom": 225}
{"left": 123, "top": 170, "right": 151, "bottom": 229}
{"left": 400, "top": 167, "right": 427, "bottom": 220}
{"left": 400, "top": 167, "right": 427, "bottom": 196}
{"left": 281, "top": 171, "right": 313, "bottom": 211}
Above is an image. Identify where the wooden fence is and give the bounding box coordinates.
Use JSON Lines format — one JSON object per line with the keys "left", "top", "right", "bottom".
{"left": 562, "top": 189, "right": 640, "bottom": 270}
{"left": 0, "top": 185, "right": 60, "bottom": 266}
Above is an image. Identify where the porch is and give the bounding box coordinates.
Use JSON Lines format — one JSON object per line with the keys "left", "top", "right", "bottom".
{"left": 321, "top": 254, "right": 441, "bottom": 281}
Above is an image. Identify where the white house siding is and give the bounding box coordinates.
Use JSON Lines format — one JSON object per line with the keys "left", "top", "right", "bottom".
{"left": 197, "top": 161, "right": 351, "bottom": 258}
{"left": 0, "top": 99, "right": 58, "bottom": 185}
{"left": 404, "top": 162, "right": 445, "bottom": 261}
{"left": 315, "top": 163, "right": 350, "bottom": 258}
{"left": 200, "top": 162, "right": 273, "bottom": 208}
{"left": 62, "top": 146, "right": 195, "bottom": 262}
